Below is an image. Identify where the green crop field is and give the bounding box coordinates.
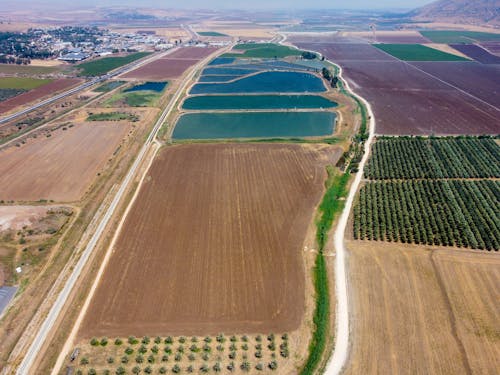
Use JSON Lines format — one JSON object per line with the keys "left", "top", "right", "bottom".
{"left": 420, "top": 30, "right": 500, "bottom": 44}
{"left": 87, "top": 111, "right": 139, "bottom": 122}
{"left": 374, "top": 44, "right": 468, "bottom": 61}
{"left": 224, "top": 43, "right": 303, "bottom": 58}
{"left": 0, "top": 88, "right": 25, "bottom": 101}
{"left": 0, "top": 64, "right": 59, "bottom": 75}
{"left": 353, "top": 180, "right": 499, "bottom": 250}
{"left": 365, "top": 137, "right": 500, "bottom": 179}
{"left": 0, "top": 77, "right": 52, "bottom": 90}
{"left": 172, "top": 111, "right": 336, "bottom": 139}
{"left": 197, "top": 31, "right": 228, "bottom": 37}
{"left": 104, "top": 91, "right": 161, "bottom": 107}
{"left": 77, "top": 52, "right": 151, "bottom": 76}
{"left": 182, "top": 95, "right": 337, "bottom": 110}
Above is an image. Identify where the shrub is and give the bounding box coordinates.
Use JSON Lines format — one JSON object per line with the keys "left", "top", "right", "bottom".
{"left": 179, "top": 336, "right": 186, "bottom": 344}
{"left": 200, "top": 364, "right": 209, "bottom": 373}
{"left": 267, "top": 334, "right": 275, "bottom": 341}
{"left": 255, "top": 344, "right": 262, "bottom": 351}
{"left": 132, "top": 366, "right": 141, "bottom": 374}
{"left": 230, "top": 336, "right": 237, "bottom": 342}
{"left": 164, "top": 346, "right": 172, "bottom": 354}
{"left": 255, "top": 351, "right": 262, "bottom": 358}
{"left": 202, "top": 353, "right": 209, "bottom": 361}
{"left": 90, "top": 338, "right": 99, "bottom": 346}
{"left": 216, "top": 344, "right": 224, "bottom": 352}
{"left": 204, "top": 336, "right": 212, "bottom": 343}
{"left": 154, "top": 336, "right": 162, "bottom": 344}
{"left": 240, "top": 361, "right": 251, "bottom": 372}
{"left": 175, "top": 353, "right": 182, "bottom": 362}
{"left": 80, "top": 357, "right": 89, "bottom": 365}
{"left": 268, "top": 342, "right": 276, "bottom": 351}
{"left": 115, "top": 338, "right": 123, "bottom": 346}
{"left": 268, "top": 360, "right": 278, "bottom": 370}
{"left": 165, "top": 336, "right": 173, "bottom": 344}
{"left": 216, "top": 334, "right": 225, "bottom": 343}
{"left": 159, "top": 367, "right": 167, "bottom": 374}
{"left": 188, "top": 353, "right": 195, "bottom": 361}
{"left": 100, "top": 337, "right": 108, "bottom": 346}
{"left": 178, "top": 345, "right": 185, "bottom": 353}
{"left": 162, "top": 355, "right": 169, "bottom": 362}
{"left": 229, "top": 351, "right": 236, "bottom": 360}
{"left": 229, "top": 343, "right": 237, "bottom": 351}
{"left": 255, "top": 335, "right": 262, "bottom": 342}
{"left": 172, "top": 364, "right": 181, "bottom": 373}
{"left": 191, "top": 336, "right": 198, "bottom": 343}
{"left": 139, "top": 345, "right": 147, "bottom": 354}
{"left": 281, "top": 333, "right": 288, "bottom": 341}
{"left": 241, "top": 336, "right": 248, "bottom": 342}
{"left": 121, "top": 356, "right": 128, "bottom": 364}
{"left": 107, "top": 357, "right": 114, "bottom": 364}
{"left": 187, "top": 365, "right": 194, "bottom": 373}
{"left": 227, "top": 362, "right": 235, "bottom": 372}
{"left": 125, "top": 347, "right": 134, "bottom": 355}
{"left": 88, "top": 369, "right": 97, "bottom": 375}
{"left": 190, "top": 344, "right": 199, "bottom": 352}
{"left": 115, "top": 367, "right": 125, "bottom": 375}
{"left": 213, "top": 362, "right": 221, "bottom": 372}
{"left": 151, "top": 345, "right": 159, "bottom": 354}
{"left": 135, "top": 355, "right": 144, "bottom": 363}
{"left": 241, "top": 344, "right": 248, "bottom": 351}
{"left": 128, "top": 336, "right": 138, "bottom": 345}
{"left": 147, "top": 355, "right": 155, "bottom": 364}
{"left": 203, "top": 344, "right": 210, "bottom": 353}
{"left": 144, "top": 366, "right": 152, "bottom": 374}
{"left": 142, "top": 336, "right": 150, "bottom": 345}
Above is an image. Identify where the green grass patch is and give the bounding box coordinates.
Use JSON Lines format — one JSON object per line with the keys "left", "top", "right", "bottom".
{"left": 374, "top": 44, "right": 468, "bottom": 61}
{"left": 224, "top": 43, "right": 303, "bottom": 58}
{"left": 420, "top": 30, "right": 500, "bottom": 44}
{"left": 0, "top": 88, "right": 25, "bottom": 101}
{"left": 104, "top": 90, "right": 162, "bottom": 107}
{"left": 198, "top": 31, "right": 228, "bottom": 37}
{"left": 87, "top": 111, "right": 139, "bottom": 122}
{"left": 77, "top": 52, "right": 151, "bottom": 76}
{"left": 94, "top": 81, "right": 125, "bottom": 92}
{"left": 0, "top": 77, "right": 51, "bottom": 90}
{"left": 301, "top": 168, "right": 350, "bottom": 375}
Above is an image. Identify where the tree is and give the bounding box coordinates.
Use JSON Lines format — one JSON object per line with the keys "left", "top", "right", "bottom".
{"left": 115, "top": 367, "right": 125, "bottom": 375}
{"left": 115, "top": 338, "right": 123, "bottom": 346}
{"left": 301, "top": 51, "right": 317, "bottom": 60}
{"left": 172, "top": 364, "right": 181, "bottom": 373}
{"left": 132, "top": 366, "right": 141, "bottom": 374}
{"left": 90, "top": 338, "right": 99, "bottom": 346}
{"left": 322, "top": 67, "right": 332, "bottom": 81}
{"left": 240, "top": 361, "right": 251, "bottom": 372}
{"left": 80, "top": 357, "right": 89, "bottom": 365}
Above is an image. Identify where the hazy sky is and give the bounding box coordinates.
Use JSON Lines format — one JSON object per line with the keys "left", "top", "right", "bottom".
{"left": 5, "top": 0, "right": 435, "bottom": 10}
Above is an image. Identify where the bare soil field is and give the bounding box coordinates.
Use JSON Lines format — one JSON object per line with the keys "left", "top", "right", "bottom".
{"left": 121, "top": 48, "right": 217, "bottom": 80}
{"left": 410, "top": 62, "right": 500, "bottom": 108}
{"left": 480, "top": 42, "right": 500, "bottom": 55}
{"left": 350, "top": 31, "right": 431, "bottom": 44}
{"left": 424, "top": 43, "right": 471, "bottom": 58}
{"left": 292, "top": 39, "right": 500, "bottom": 134}
{"left": 79, "top": 143, "right": 338, "bottom": 338}
{"left": 450, "top": 44, "right": 500, "bottom": 64}
{"left": 345, "top": 240, "right": 500, "bottom": 375}
{"left": 0, "top": 122, "right": 131, "bottom": 202}
{"left": 0, "top": 78, "right": 82, "bottom": 115}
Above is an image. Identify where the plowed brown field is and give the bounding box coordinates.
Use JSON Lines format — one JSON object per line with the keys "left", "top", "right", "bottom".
{"left": 0, "top": 122, "right": 131, "bottom": 202}
{"left": 79, "top": 143, "right": 338, "bottom": 338}
{"left": 345, "top": 240, "right": 500, "bottom": 375}
{"left": 0, "top": 78, "right": 82, "bottom": 115}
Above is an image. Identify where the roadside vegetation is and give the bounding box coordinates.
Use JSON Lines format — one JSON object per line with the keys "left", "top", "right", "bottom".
{"left": 94, "top": 81, "right": 125, "bottom": 93}
{"left": 77, "top": 52, "right": 151, "bottom": 76}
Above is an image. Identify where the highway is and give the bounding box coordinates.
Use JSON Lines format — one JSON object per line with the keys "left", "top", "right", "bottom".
{"left": 15, "top": 47, "right": 225, "bottom": 375}
{"left": 0, "top": 50, "right": 171, "bottom": 126}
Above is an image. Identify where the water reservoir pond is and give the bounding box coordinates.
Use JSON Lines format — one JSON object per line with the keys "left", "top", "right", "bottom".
{"left": 125, "top": 81, "right": 168, "bottom": 92}
{"left": 183, "top": 95, "right": 337, "bottom": 110}
{"left": 172, "top": 111, "right": 336, "bottom": 139}
{"left": 191, "top": 71, "right": 326, "bottom": 94}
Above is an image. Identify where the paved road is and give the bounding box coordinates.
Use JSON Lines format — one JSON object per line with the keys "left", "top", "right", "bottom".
{"left": 0, "top": 51, "right": 169, "bottom": 126}
{"left": 16, "top": 47, "right": 225, "bottom": 375}
{"left": 0, "top": 286, "right": 17, "bottom": 317}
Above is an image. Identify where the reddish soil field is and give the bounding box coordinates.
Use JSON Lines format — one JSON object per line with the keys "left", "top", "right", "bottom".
{"left": 293, "top": 40, "right": 500, "bottom": 135}
{"left": 0, "top": 122, "right": 130, "bottom": 202}
{"left": 121, "top": 58, "right": 202, "bottom": 80}
{"left": 167, "top": 46, "right": 218, "bottom": 59}
{"left": 480, "top": 42, "right": 500, "bottom": 56}
{"left": 449, "top": 44, "right": 500, "bottom": 64}
{"left": 410, "top": 62, "right": 500, "bottom": 108}
{"left": 79, "top": 143, "right": 337, "bottom": 338}
{"left": 0, "top": 78, "right": 82, "bottom": 115}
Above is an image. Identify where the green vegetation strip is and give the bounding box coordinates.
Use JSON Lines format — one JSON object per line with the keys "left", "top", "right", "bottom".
{"left": 301, "top": 168, "right": 349, "bottom": 375}
{"left": 87, "top": 112, "right": 139, "bottom": 122}
{"left": 105, "top": 91, "right": 162, "bottom": 108}
{"left": 197, "top": 31, "right": 228, "bottom": 37}
{"left": 0, "top": 77, "right": 51, "bottom": 89}
{"left": 224, "top": 43, "right": 303, "bottom": 58}
{"left": 77, "top": 52, "right": 151, "bottom": 76}
{"left": 419, "top": 30, "right": 500, "bottom": 44}
{"left": 0, "top": 88, "right": 25, "bottom": 101}
{"left": 374, "top": 44, "right": 468, "bottom": 61}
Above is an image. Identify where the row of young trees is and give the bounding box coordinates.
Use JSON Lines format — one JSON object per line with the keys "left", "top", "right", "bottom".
{"left": 353, "top": 180, "right": 499, "bottom": 250}
{"left": 364, "top": 136, "right": 500, "bottom": 180}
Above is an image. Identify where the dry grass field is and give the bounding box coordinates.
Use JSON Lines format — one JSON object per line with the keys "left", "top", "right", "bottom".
{"left": 345, "top": 240, "right": 499, "bottom": 375}
{"left": 79, "top": 143, "right": 339, "bottom": 339}
{"left": 0, "top": 122, "right": 131, "bottom": 202}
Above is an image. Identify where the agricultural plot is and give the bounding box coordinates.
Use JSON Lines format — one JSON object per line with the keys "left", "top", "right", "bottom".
{"left": 79, "top": 143, "right": 335, "bottom": 338}
{"left": 0, "top": 78, "right": 82, "bottom": 114}
{"left": 208, "top": 57, "right": 235, "bottom": 66}
{"left": 190, "top": 71, "right": 326, "bottom": 94}
{"left": 374, "top": 44, "right": 468, "bottom": 61}
{"left": 198, "top": 31, "right": 228, "bottom": 37}
{"left": 94, "top": 81, "right": 125, "bottom": 93}
{"left": 104, "top": 84, "right": 167, "bottom": 108}
{"left": 182, "top": 95, "right": 337, "bottom": 110}
{"left": 0, "top": 77, "right": 51, "bottom": 90}
{"left": 364, "top": 137, "right": 500, "bottom": 179}
{"left": 77, "top": 53, "right": 151, "bottom": 77}
{"left": 0, "top": 122, "right": 131, "bottom": 202}
{"left": 480, "top": 42, "right": 500, "bottom": 55}
{"left": 353, "top": 180, "right": 499, "bottom": 250}
{"left": 345, "top": 241, "right": 500, "bottom": 375}
{"left": 291, "top": 39, "right": 500, "bottom": 135}
{"left": 0, "top": 89, "right": 25, "bottom": 102}
{"left": 419, "top": 30, "right": 500, "bottom": 44}
{"left": 172, "top": 112, "right": 336, "bottom": 139}
{"left": 449, "top": 44, "right": 500, "bottom": 64}
{"left": 224, "top": 43, "right": 303, "bottom": 58}
{"left": 0, "top": 64, "right": 58, "bottom": 75}
{"left": 354, "top": 31, "right": 431, "bottom": 44}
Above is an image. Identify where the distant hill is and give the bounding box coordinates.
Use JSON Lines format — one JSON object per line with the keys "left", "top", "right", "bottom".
{"left": 411, "top": 0, "right": 500, "bottom": 27}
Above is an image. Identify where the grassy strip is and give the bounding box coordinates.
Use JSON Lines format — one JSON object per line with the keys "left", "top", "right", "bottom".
{"left": 87, "top": 112, "right": 139, "bottom": 122}
{"left": 171, "top": 137, "right": 340, "bottom": 145}
{"left": 301, "top": 167, "right": 349, "bottom": 375}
